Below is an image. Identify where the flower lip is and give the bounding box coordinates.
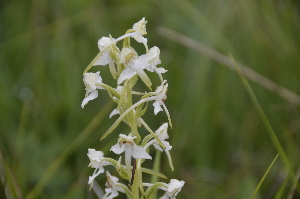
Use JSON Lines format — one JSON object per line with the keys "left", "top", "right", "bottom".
{"left": 81, "top": 72, "right": 105, "bottom": 108}
{"left": 153, "top": 80, "right": 168, "bottom": 115}
{"left": 87, "top": 148, "right": 112, "bottom": 184}
{"left": 102, "top": 171, "right": 125, "bottom": 199}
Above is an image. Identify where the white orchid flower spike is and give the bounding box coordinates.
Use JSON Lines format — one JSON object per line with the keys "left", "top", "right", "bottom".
{"left": 87, "top": 149, "right": 112, "bottom": 184}
{"left": 83, "top": 18, "right": 184, "bottom": 198}
{"left": 81, "top": 72, "right": 105, "bottom": 108}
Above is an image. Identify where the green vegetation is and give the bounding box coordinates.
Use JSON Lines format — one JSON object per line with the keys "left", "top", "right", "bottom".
{"left": 1, "top": 0, "right": 300, "bottom": 198}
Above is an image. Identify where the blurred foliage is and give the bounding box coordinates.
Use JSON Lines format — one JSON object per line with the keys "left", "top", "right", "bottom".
{"left": 1, "top": 0, "right": 300, "bottom": 198}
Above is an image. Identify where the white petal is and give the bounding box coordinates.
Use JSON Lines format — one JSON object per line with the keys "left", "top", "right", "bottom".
{"left": 119, "top": 134, "right": 137, "bottom": 142}
{"left": 81, "top": 89, "right": 98, "bottom": 108}
{"left": 132, "top": 35, "right": 147, "bottom": 44}
{"left": 110, "top": 143, "right": 125, "bottom": 154}
{"left": 131, "top": 62, "right": 152, "bottom": 87}
{"left": 84, "top": 72, "right": 104, "bottom": 90}
{"left": 98, "top": 37, "right": 112, "bottom": 51}
{"left": 153, "top": 143, "right": 163, "bottom": 152}
{"left": 89, "top": 160, "right": 105, "bottom": 169}
{"left": 159, "top": 194, "right": 169, "bottom": 199}
{"left": 154, "top": 140, "right": 172, "bottom": 151}
{"left": 153, "top": 100, "right": 163, "bottom": 115}
{"left": 94, "top": 52, "right": 110, "bottom": 66}
{"left": 109, "top": 109, "right": 120, "bottom": 118}
{"left": 117, "top": 68, "right": 136, "bottom": 85}
{"left": 132, "top": 145, "right": 152, "bottom": 159}
{"left": 155, "top": 67, "right": 167, "bottom": 73}
{"left": 162, "top": 141, "right": 172, "bottom": 151}
{"left": 103, "top": 191, "right": 119, "bottom": 199}
{"left": 115, "top": 86, "right": 124, "bottom": 93}
{"left": 132, "top": 17, "right": 147, "bottom": 35}
{"left": 137, "top": 54, "right": 150, "bottom": 69}
{"left": 148, "top": 46, "right": 161, "bottom": 66}
{"left": 124, "top": 144, "right": 133, "bottom": 175}
{"left": 155, "top": 123, "right": 169, "bottom": 140}
{"left": 88, "top": 167, "right": 104, "bottom": 184}
{"left": 168, "top": 179, "right": 184, "bottom": 190}
{"left": 166, "top": 179, "right": 185, "bottom": 198}
{"left": 87, "top": 149, "right": 104, "bottom": 161}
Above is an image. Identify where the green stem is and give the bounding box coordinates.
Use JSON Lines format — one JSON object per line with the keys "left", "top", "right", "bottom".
{"left": 150, "top": 151, "right": 161, "bottom": 199}
{"left": 151, "top": 151, "right": 161, "bottom": 184}
{"left": 132, "top": 171, "right": 139, "bottom": 199}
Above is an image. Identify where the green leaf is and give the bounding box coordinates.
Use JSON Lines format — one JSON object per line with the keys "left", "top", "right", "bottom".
{"left": 140, "top": 168, "right": 167, "bottom": 179}
{"left": 144, "top": 182, "right": 167, "bottom": 199}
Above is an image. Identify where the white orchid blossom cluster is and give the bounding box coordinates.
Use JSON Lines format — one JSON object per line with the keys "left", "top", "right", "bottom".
{"left": 82, "top": 18, "right": 184, "bottom": 199}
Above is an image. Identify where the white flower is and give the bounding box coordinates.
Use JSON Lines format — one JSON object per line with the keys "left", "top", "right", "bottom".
{"left": 140, "top": 46, "right": 166, "bottom": 74}
{"left": 160, "top": 179, "right": 185, "bottom": 199}
{"left": 102, "top": 171, "right": 125, "bottom": 199}
{"left": 93, "top": 37, "right": 119, "bottom": 79}
{"left": 109, "top": 109, "right": 120, "bottom": 118}
{"left": 153, "top": 123, "right": 171, "bottom": 151}
{"left": 94, "top": 37, "right": 114, "bottom": 66}
{"left": 111, "top": 134, "right": 152, "bottom": 160}
{"left": 131, "top": 17, "right": 147, "bottom": 44}
{"left": 153, "top": 80, "right": 168, "bottom": 115}
{"left": 118, "top": 47, "right": 151, "bottom": 87}
{"left": 144, "top": 123, "right": 173, "bottom": 170}
{"left": 81, "top": 72, "right": 105, "bottom": 108}
{"left": 87, "top": 149, "right": 111, "bottom": 184}
{"left": 111, "top": 134, "right": 152, "bottom": 177}
{"left": 118, "top": 47, "right": 167, "bottom": 88}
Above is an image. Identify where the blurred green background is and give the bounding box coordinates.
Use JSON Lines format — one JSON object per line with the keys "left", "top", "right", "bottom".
{"left": 1, "top": 0, "right": 300, "bottom": 198}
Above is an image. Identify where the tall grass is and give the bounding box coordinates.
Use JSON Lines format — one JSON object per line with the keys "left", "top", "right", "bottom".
{"left": 1, "top": 0, "right": 300, "bottom": 198}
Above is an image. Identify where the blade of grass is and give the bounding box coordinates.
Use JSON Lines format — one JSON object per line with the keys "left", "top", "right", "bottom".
{"left": 275, "top": 156, "right": 300, "bottom": 199}
{"left": 252, "top": 154, "right": 279, "bottom": 199}
{"left": 230, "top": 54, "right": 300, "bottom": 195}
{"left": 231, "top": 54, "right": 290, "bottom": 171}
{"left": 275, "top": 173, "right": 289, "bottom": 199}
{"left": 25, "top": 101, "right": 114, "bottom": 199}
{"left": 287, "top": 165, "right": 300, "bottom": 199}
{"left": 0, "top": 150, "right": 23, "bottom": 199}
